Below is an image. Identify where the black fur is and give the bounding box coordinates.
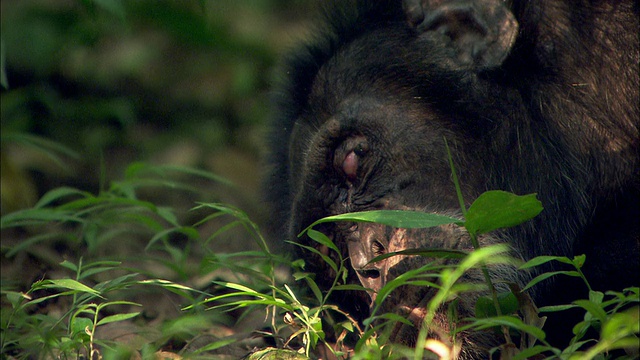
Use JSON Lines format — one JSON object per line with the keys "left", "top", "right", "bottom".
{"left": 266, "top": 0, "right": 639, "bottom": 356}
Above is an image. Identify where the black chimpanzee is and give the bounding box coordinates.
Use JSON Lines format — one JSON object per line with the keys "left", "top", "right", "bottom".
{"left": 266, "top": 0, "right": 639, "bottom": 357}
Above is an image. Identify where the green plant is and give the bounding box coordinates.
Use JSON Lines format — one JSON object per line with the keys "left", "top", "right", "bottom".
{"left": 0, "top": 162, "right": 230, "bottom": 358}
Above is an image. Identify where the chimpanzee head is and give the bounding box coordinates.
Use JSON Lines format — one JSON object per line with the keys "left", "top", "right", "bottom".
{"left": 267, "top": 1, "right": 525, "bottom": 351}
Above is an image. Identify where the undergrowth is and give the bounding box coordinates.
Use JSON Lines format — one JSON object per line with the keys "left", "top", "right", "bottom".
{"left": 1, "top": 160, "right": 638, "bottom": 359}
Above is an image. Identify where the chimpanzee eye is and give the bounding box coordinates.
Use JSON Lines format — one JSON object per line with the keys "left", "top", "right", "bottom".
{"left": 371, "top": 240, "right": 386, "bottom": 257}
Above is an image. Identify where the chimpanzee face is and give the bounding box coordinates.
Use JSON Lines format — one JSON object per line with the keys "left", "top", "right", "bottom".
{"left": 277, "top": 19, "right": 524, "bottom": 348}
{"left": 283, "top": 29, "right": 498, "bottom": 320}
{"left": 290, "top": 93, "right": 462, "bottom": 276}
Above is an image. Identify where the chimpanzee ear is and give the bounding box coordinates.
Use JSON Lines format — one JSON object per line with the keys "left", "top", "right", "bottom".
{"left": 404, "top": 0, "right": 518, "bottom": 69}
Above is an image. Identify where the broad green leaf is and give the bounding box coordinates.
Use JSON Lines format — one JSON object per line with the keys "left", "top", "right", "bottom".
{"left": 71, "top": 317, "right": 93, "bottom": 337}
{"left": 300, "top": 210, "right": 461, "bottom": 236}
{"left": 465, "top": 191, "right": 543, "bottom": 235}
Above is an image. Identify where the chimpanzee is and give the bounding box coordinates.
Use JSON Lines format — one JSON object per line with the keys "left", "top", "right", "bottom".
{"left": 266, "top": 0, "right": 639, "bottom": 357}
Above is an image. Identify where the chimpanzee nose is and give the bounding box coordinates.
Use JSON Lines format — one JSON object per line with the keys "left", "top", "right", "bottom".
{"left": 347, "top": 229, "right": 387, "bottom": 302}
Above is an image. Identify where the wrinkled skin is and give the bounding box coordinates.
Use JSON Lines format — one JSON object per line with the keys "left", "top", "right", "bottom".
{"left": 266, "top": 0, "right": 639, "bottom": 357}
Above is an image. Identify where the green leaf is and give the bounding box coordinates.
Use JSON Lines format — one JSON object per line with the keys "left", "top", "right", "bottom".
{"left": 464, "top": 191, "right": 543, "bottom": 235}
{"left": 307, "top": 229, "right": 339, "bottom": 254}
{"left": 475, "top": 291, "right": 519, "bottom": 318}
{"left": 39, "top": 279, "right": 101, "bottom": 296}
{"left": 300, "top": 210, "right": 460, "bottom": 237}
{"left": 333, "top": 284, "right": 368, "bottom": 292}
{"left": 538, "top": 304, "right": 578, "bottom": 313}
{"left": 521, "top": 270, "right": 581, "bottom": 292}
{"left": 192, "top": 338, "right": 237, "bottom": 355}
{"left": 589, "top": 290, "right": 604, "bottom": 304}
{"left": 574, "top": 299, "right": 607, "bottom": 323}
{"left": 71, "top": 317, "right": 93, "bottom": 337}
{"left": 5, "top": 232, "right": 76, "bottom": 257}
{"left": 519, "top": 255, "right": 574, "bottom": 270}
{"left": 302, "top": 277, "right": 323, "bottom": 304}
{"left": 34, "top": 187, "right": 92, "bottom": 208}
{"left": 3, "top": 291, "right": 28, "bottom": 308}
{"left": 512, "top": 345, "right": 556, "bottom": 360}
{"left": 460, "top": 315, "right": 546, "bottom": 340}
{"left": 1, "top": 133, "right": 80, "bottom": 167}
{"left": 368, "top": 248, "right": 468, "bottom": 264}
{"left": 572, "top": 254, "right": 587, "bottom": 269}
{"left": 59, "top": 260, "right": 78, "bottom": 272}
{"left": 97, "top": 312, "right": 141, "bottom": 326}
{"left": 601, "top": 307, "right": 639, "bottom": 341}
{"left": 291, "top": 242, "right": 338, "bottom": 274}
{"left": 0, "top": 208, "right": 83, "bottom": 228}
{"left": 247, "top": 348, "right": 310, "bottom": 360}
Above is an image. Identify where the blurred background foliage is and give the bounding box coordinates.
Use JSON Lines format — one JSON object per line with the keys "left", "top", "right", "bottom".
{"left": 0, "top": 1, "right": 319, "bottom": 356}
{"left": 1, "top": 0, "right": 313, "bottom": 218}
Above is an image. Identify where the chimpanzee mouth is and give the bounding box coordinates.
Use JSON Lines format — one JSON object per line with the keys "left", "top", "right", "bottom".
{"left": 357, "top": 268, "right": 381, "bottom": 279}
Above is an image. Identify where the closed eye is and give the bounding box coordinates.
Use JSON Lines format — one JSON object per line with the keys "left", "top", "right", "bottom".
{"left": 335, "top": 136, "right": 369, "bottom": 182}
{"left": 343, "top": 150, "right": 359, "bottom": 180}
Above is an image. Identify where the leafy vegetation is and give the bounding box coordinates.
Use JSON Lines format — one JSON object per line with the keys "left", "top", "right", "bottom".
{"left": 1, "top": 1, "right": 638, "bottom": 359}
{"left": 2, "top": 159, "right": 637, "bottom": 358}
